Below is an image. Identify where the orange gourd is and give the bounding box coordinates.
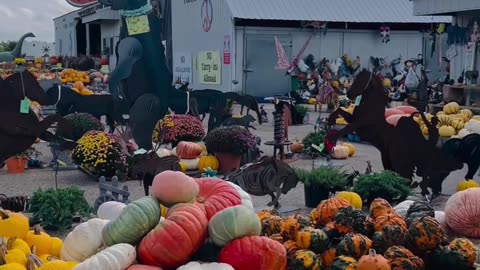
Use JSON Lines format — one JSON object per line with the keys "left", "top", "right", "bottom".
{"left": 357, "top": 249, "right": 391, "bottom": 270}
{"left": 310, "top": 198, "right": 352, "bottom": 226}
{"left": 176, "top": 142, "right": 202, "bottom": 159}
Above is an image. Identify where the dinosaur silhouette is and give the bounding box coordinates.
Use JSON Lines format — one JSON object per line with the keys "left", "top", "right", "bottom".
{"left": 0, "top": 33, "right": 35, "bottom": 62}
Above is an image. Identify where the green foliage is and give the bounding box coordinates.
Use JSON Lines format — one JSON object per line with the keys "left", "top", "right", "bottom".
{"left": 302, "top": 129, "right": 326, "bottom": 154}
{"left": 56, "top": 113, "right": 104, "bottom": 141}
{"left": 0, "top": 41, "right": 17, "bottom": 52}
{"left": 353, "top": 171, "right": 412, "bottom": 204}
{"left": 29, "top": 188, "right": 92, "bottom": 232}
{"left": 292, "top": 105, "right": 309, "bottom": 125}
{"left": 295, "top": 166, "right": 348, "bottom": 190}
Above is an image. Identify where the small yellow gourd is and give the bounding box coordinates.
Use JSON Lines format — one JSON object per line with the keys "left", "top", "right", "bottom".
{"left": 0, "top": 244, "right": 27, "bottom": 267}
{"left": 451, "top": 119, "right": 465, "bottom": 130}
{"left": 456, "top": 180, "right": 479, "bottom": 192}
{"left": 336, "top": 192, "right": 363, "bottom": 209}
{"left": 460, "top": 109, "right": 473, "bottom": 120}
{"left": 27, "top": 254, "right": 76, "bottom": 270}
{"left": 0, "top": 209, "right": 29, "bottom": 240}
{"left": 341, "top": 143, "right": 356, "bottom": 157}
{"left": 25, "top": 226, "right": 53, "bottom": 256}
{"left": 178, "top": 162, "right": 187, "bottom": 173}
{"left": 443, "top": 102, "right": 460, "bottom": 115}
{"left": 197, "top": 156, "right": 219, "bottom": 171}
{"left": 3, "top": 238, "right": 31, "bottom": 256}
{"left": 438, "top": 126, "right": 456, "bottom": 137}
{"left": 0, "top": 263, "right": 26, "bottom": 270}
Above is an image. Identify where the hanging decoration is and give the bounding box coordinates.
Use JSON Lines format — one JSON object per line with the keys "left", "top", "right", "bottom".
{"left": 380, "top": 25, "right": 391, "bottom": 43}
{"left": 274, "top": 36, "right": 290, "bottom": 70}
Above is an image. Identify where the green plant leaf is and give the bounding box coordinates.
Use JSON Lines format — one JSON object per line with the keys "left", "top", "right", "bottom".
{"left": 294, "top": 166, "right": 348, "bottom": 190}
{"left": 352, "top": 171, "right": 412, "bottom": 204}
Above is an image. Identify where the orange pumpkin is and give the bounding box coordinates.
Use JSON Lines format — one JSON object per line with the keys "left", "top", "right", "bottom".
{"left": 151, "top": 171, "right": 199, "bottom": 207}
{"left": 448, "top": 238, "right": 477, "bottom": 266}
{"left": 369, "top": 198, "right": 395, "bottom": 219}
{"left": 357, "top": 249, "right": 391, "bottom": 270}
{"left": 176, "top": 141, "right": 202, "bottom": 159}
{"left": 197, "top": 155, "right": 219, "bottom": 171}
{"left": 73, "top": 81, "right": 84, "bottom": 90}
{"left": 194, "top": 179, "right": 241, "bottom": 220}
{"left": 374, "top": 213, "right": 407, "bottom": 232}
{"left": 261, "top": 215, "right": 284, "bottom": 236}
{"left": 268, "top": 233, "right": 284, "bottom": 243}
{"left": 320, "top": 248, "right": 337, "bottom": 269}
{"left": 336, "top": 233, "right": 373, "bottom": 259}
{"left": 283, "top": 240, "right": 300, "bottom": 257}
{"left": 310, "top": 198, "right": 352, "bottom": 226}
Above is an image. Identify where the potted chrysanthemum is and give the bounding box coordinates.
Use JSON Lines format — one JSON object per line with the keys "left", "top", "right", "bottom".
{"left": 71, "top": 130, "right": 131, "bottom": 178}
{"left": 204, "top": 126, "right": 257, "bottom": 173}
{"left": 53, "top": 113, "right": 105, "bottom": 167}
{"left": 152, "top": 114, "right": 205, "bottom": 148}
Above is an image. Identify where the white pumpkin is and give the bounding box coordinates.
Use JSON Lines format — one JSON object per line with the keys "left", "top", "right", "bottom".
{"left": 177, "top": 262, "right": 235, "bottom": 270}
{"left": 61, "top": 218, "right": 109, "bottom": 262}
{"left": 393, "top": 200, "right": 415, "bottom": 218}
{"left": 156, "top": 148, "right": 172, "bottom": 158}
{"left": 97, "top": 201, "right": 126, "bottom": 220}
{"left": 180, "top": 158, "right": 200, "bottom": 170}
{"left": 171, "top": 147, "right": 178, "bottom": 156}
{"left": 73, "top": 243, "right": 136, "bottom": 270}
{"left": 226, "top": 182, "right": 254, "bottom": 209}
{"left": 465, "top": 119, "right": 480, "bottom": 134}
{"left": 457, "top": 128, "right": 472, "bottom": 138}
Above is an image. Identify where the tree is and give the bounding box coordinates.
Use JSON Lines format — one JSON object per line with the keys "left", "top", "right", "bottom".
{"left": 0, "top": 41, "right": 17, "bottom": 52}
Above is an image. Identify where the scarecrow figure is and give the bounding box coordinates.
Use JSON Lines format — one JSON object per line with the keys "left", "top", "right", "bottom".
{"left": 381, "top": 25, "right": 391, "bottom": 43}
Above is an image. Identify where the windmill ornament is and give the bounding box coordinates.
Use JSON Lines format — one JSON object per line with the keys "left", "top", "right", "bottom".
{"left": 380, "top": 25, "right": 391, "bottom": 43}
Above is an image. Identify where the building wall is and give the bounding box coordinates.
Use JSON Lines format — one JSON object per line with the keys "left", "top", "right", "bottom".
{"left": 54, "top": 12, "right": 79, "bottom": 56}
{"left": 171, "top": 0, "right": 235, "bottom": 91}
{"left": 448, "top": 15, "right": 480, "bottom": 84}
{"left": 100, "top": 21, "right": 121, "bottom": 69}
{"left": 413, "top": 0, "right": 480, "bottom": 15}
{"left": 234, "top": 26, "right": 426, "bottom": 95}
{"left": 22, "top": 41, "right": 56, "bottom": 58}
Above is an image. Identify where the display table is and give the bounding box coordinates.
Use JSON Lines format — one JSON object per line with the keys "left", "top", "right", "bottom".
{"left": 443, "top": 85, "right": 480, "bottom": 106}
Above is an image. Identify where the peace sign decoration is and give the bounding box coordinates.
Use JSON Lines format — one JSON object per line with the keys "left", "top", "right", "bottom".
{"left": 201, "top": 0, "right": 213, "bottom": 32}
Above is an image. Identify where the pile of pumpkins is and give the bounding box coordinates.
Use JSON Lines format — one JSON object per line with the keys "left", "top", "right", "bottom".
{"left": 70, "top": 81, "right": 94, "bottom": 96}
{"left": 331, "top": 143, "right": 356, "bottom": 160}
{"left": 0, "top": 208, "right": 77, "bottom": 269}
{"left": 59, "top": 171, "right": 290, "bottom": 269}
{"left": 258, "top": 192, "right": 479, "bottom": 270}
{"left": 60, "top": 69, "right": 90, "bottom": 84}
{"left": 155, "top": 141, "right": 219, "bottom": 173}
{"left": 435, "top": 102, "right": 478, "bottom": 138}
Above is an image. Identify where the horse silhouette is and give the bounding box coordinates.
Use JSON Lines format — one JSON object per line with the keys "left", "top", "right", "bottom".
{"left": 0, "top": 69, "right": 74, "bottom": 167}
{"left": 45, "top": 84, "right": 129, "bottom": 132}
{"left": 328, "top": 69, "right": 462, "bottom": 196}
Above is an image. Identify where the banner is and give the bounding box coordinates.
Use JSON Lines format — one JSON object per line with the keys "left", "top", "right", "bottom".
{"left": 173, "top": 52, "right": 192, "bottom": 85}
{"left": 198, "top": 51, "right": 221, "bottom": 85}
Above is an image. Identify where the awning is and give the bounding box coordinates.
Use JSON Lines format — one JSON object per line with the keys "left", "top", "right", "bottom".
{"left": 226, "top": 0, "right": 451, "bottom": 23}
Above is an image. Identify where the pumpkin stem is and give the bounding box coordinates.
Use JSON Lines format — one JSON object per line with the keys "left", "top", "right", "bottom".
{"left": 32, "top": 224, "right": 43, "bottom": 235}
{"left": 27, "top": 254, "right": 44, "bottom": 270}
{"left": 0, "top": 245, "right": 7, "bottom": 265}
{"left": 6, "top": 237, "right": 16, "bottom": 250}
{"left": 31, "top": 245, "right": 37, "bottom": 255}
{"left": 368, "top": 248, "right": 377, "bottom": 257}
{"left": 0, "top": 209, "right": 9, "bottom": 219}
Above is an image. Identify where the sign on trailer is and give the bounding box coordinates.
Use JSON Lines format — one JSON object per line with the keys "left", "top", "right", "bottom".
{"left": 198, "top": 51, "right": 221, "bottom": 85}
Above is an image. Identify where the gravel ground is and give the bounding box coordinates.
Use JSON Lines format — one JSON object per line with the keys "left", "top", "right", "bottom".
{"left": 0, "top": 104, "right": 470, "bottom": 214}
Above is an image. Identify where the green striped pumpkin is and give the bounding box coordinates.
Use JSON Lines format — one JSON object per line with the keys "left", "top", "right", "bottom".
{"left": 208, "top": 205, "right": 261, "bottom": 247}
{"left": 336, "top": 233, "right": 372, "bottom": 259}
{"left": 330, "top": 256, "right": 357, "bottom": 270}
{"left": 102, "top": 196, "right": 161, "bottom": 246}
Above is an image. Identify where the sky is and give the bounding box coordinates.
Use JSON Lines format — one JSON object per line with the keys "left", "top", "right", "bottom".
{"left": 0, "top": 0, "right": 78, "bottom": 42}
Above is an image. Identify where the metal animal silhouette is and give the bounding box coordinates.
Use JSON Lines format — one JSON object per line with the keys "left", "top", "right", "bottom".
{"left": 226, "top": 156, "right": 299, "bottom": 209}
{"left": 0, "top": 69, "right": 75, "bottom": 167}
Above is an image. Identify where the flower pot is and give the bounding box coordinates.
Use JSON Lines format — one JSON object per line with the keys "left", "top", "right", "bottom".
{"left": 304, "top": 184, "right": 330, "bottom": 208}
{"left": 214, "top": 152, "right": 242, "bottom": 173}
{"left": 6, "top": 158, "right": 26, "bottom": 174}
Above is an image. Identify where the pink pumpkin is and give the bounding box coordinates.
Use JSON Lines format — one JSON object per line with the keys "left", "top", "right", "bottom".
{"left": 385, "top": 109, "right": 405, "bottom": 118}
{"left": 444, "top": 188, "right": 480, "bottom": 238}
{"left": 151, "top": 171, "right": 199, "bottom": 207}
{"left": 395, "top": 106, "right": 417, "bottom": 115}
{"left": 176, "top": 141, "right": 202, "bottom": 159}
{"left": 386, "top": 114, "right": 408, "bottom": 126}
{"left": 127, "top": 265, "right": 164, "bottom": 270}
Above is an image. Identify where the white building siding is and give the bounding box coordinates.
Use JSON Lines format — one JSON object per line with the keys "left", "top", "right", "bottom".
{"left": 413, "top": 0, "right": 480, "bottom": 15}
{"left": 100, "top": 21, "right": 121, "bottom": 69}
{"left": 171, "top": 0, "right": 235, "bottom": 91}
{"left": 22, "top": 41, "right": 56, "bottom": 58}
{"left": 54, "top": 12, "right": 79, "bottom": 56}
